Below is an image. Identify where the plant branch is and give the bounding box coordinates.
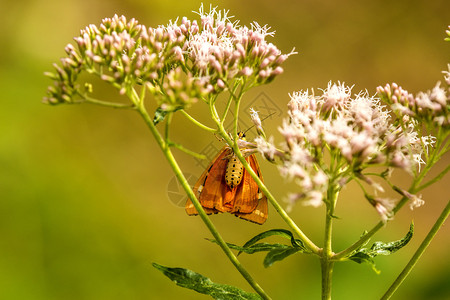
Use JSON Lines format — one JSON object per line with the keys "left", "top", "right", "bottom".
{"left": 134, "top": 95, "right": 271, "bottom": 300}
{"left": 380, "top": 199, "right": 450, "bottom": 300}
{"left": 321, "top": 184, "right": 338, "bottom": 300}
{"left": 221, "top": 81, "right": 240, "bottom": 124}
{"left": 179, "top": 109, "right": 217, "bottom": 133}
{"left": 76, "top": 93, "right": 136, "bottom": 109}
{"left": 334, "top": 135, "right": 449, "bottom": 261}
{"left": 417, "top": 164, "right": 450, "bottom": 191}
{"left": 168, "top": 142, "right": 207, "bottom": 160}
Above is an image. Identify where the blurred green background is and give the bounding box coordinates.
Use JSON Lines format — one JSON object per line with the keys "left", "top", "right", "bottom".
{"left": 1, "top": 0, "right": 449, "bottom": 299}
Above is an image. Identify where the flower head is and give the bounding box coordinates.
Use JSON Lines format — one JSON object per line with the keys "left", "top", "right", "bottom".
{"left": 377, "top": 80, "right": 450, "bottom": 128}
{"left": 181, "top": 5, "right": 294, "bottom": 86}
{"left": 320, "top": 81, "right": 352, "bottom": 113}
{"left": 250, "top": 108, "right": 265, "bottom": 137}
{"left": 255, "top": 81, "right": 433, "bottom": 211}
{"left": 44, "top": 7, "right": 293, "bottom": 106}
{"left": 372, "top": 197, "right": 395, "bottom": 223}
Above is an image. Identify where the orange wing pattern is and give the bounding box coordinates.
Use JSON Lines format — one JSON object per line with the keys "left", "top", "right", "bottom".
{"left": 233, "top": 154, "right": 268, "bottom": 224}
{"left": 185, "top": 146, "right": 268, "bottom": 224}
{"left": 185, "top": 147, "right": 230, "bottom": 215}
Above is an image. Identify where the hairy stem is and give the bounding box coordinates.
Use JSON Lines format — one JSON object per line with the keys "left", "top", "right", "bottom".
{"left": 381, "top": 199, "right": 450, "bottom": 299}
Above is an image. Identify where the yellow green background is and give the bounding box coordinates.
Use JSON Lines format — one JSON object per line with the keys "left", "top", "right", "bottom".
{"left": 1, "top": 0, "right": 449, "bottom": 299}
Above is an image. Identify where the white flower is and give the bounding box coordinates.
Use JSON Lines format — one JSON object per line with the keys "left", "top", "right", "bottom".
{"left": 249, "top": 108, "right": 265, "bottom": 136}
{"left": 278, "top": 162, "right": 306, "bottom": 180}
{"left": 313, "top": 171, "right": 328, "bottom": 186}
{"left": 430, "top": 82, "right": 447, "bottom": 107}
{"left": 421, "top": 135, "right": 436, "bottom": 155}
{"left": 254, "top": 136, "right": 277, "bottom": 160}
{"left": 321, "top": 81, "right": 352, "bottom": 112}
{"left": 279, "top": 118, "right": 304, "bottom": 144}
{"left": 373, "top": 198, "right": 395, "bottom": 222}
{"left": 286, "top": 193, "right": 302, "bottom": 212}
{"left": 409, "top": 194, "right": 425, "bottom": 210}
{"left": 443, "top": 64, "right": 450, "bottom": 85}
{"left": 303, "top": 191, "right": 323, "bottom": 207}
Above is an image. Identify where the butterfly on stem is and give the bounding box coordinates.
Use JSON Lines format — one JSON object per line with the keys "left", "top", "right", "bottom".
{"left": 185, "top": 132, "right": 268, "bottom": 224}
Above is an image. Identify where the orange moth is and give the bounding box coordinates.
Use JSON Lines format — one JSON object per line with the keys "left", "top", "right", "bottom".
{"left": 185, "top": 132, "right": 268, "bottom": 224}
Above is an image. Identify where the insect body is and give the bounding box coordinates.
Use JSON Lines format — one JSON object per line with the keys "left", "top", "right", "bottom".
{"left": 185, "top": 133, "right": 268, "bottom": 224}
{"left": 225, "top": 155, "right": 244, "bottom": 188}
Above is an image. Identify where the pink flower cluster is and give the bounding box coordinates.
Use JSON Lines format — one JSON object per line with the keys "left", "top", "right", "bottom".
{"left": 255, "top": 82, "right": 432, "bottom": 219}
{"left": 178, "top": 6, "right": 291, "bottom": 86}
{"left": 377, "top": 73, "right": 450, "bottom": 128}
{"left": 44, "top": 7, "right": 292, "bottom": 109}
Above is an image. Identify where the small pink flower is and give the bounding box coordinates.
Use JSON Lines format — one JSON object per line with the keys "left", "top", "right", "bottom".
{"left": 373, "top": 198, "right": 395, "bottom": 222}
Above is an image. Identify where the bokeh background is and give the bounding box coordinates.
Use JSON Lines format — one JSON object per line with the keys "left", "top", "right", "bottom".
{"left": 1, "top": 0, "right": 449, "bottom": 299}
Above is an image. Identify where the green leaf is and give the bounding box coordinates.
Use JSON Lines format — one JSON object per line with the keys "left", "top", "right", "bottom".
{"left": 206, "top": 229, "right": 308, "bottom": 268}
{"left": 153, "top": 107, "right": 168, "bottom": 125}
{"left": 241, "top": 229, "right": 307, "bottom": 254}
{"left": 348, "top": 222, "right": 414, "bottom": 273}
{"left": 348, "top": 252, "right": 379, "bottom": 274}
{"left": 369, "top": 222, "right": 414, "bottom": 255}
{"left": 153, "top": 106, "right": 182, "bottom": 125}
{"left": 206, "top": 238, "right": 291, "bottom": 255}
{"left": 152, "top": 263, "right": 261, "bottom": 300}
{"left": 263, "top": 247, "right": 301, "bottom": 268}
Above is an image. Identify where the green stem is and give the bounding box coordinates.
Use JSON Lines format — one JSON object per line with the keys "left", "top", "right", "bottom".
{"left": 221, "top": 81, "right": 240, "bottom": 124}
{"left": 323, "top": 189, "right": 337, "bottom": 256}
{"left": 320, "top": 259, "right": 334, "bottom": 300}
{"left": 233, "top": 90, "right": 242, "bottom": 140}
{"left": 333, "top": 207, "right": 397, "bottom": 261}
{"left": 334, "top": 147, "right": 442, "bottom": 261}
{"left": 165, "top": 112, "right": 173, "bottom": 142}
{"left": 321, "top": 185, "right": 338, "bottom": 300}
{"left": 169, "top": 142, "right": 207, "bottom": 160}
{"left": 380, "top": 199, "right": 450, "bottom": 300}
{"left": 78, "top": 93, "right": 136, "bottom": 109}
{"left": 179, "top": 110, "right": 216, "bottom": 133}
{"left": 135, "top": 100, "right": 271, "bottom": 300}
{"left": 416, "top": 164, "right": 450, "bottom": 191}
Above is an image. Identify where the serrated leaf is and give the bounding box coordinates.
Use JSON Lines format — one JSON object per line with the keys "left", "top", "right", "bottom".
{"left": 206, "top": 238, "right": 291, "bottom": 255}
{"left": 348, "top": 222, "right": 414, "bottom": 273}
{"left": 242, "top": 243, "right": 291, "bottom": 254}
{"left": 206, "top": 229, "right": 308, "bottom": 268}
{"left": 152, "top": 263, "right": 261, "bottom": 300}
{"left": 263, "top": 247, "right": 301, "bottom": 268}
{"left": 241, "top": 229, "right": 307, "bottom": 254}
{"left": 369, "top": 222, "right": 414, "bottom": 255}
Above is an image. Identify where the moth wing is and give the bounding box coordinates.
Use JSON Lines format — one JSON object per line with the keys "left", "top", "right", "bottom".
{"left": 186, "top": 147, "right": 230, "bottom": 215}
{"left": 234, "top": 154, "right": 268, "bottom": 224}
{"left": 199, "top": 149, "right": 231, "bottom": 212}
{"left": 185, "top": 198, "right": 218, "bottom": 215}
{"left": 235, "top": 193, "right": 268, "bottom": 224}
{"left": 232, "top": 158, "right": 259, "bottom": 214}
